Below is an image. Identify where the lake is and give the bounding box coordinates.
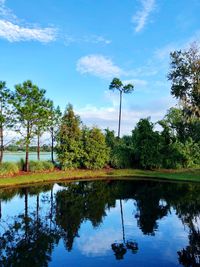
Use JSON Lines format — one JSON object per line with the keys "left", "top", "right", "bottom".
{"left": 3, "top": 152, "right": 53, "bottom": 162}
{"left": 0, "top": 179, "right": 199, "bottom": 266}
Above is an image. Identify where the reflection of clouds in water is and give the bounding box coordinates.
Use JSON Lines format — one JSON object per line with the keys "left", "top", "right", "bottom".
{"left": 193, "top": 216, "right": 200, "bottom": 231}
{"left": 77, "top": 229, "right": 121, "bottom": 256}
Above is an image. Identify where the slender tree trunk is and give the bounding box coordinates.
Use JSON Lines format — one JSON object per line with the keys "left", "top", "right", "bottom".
{"left": 50, "top": 187, "right": 53, "bottom": 230}
{"left": 24, "top": 188, "right": 29, "bottom": 241}
{"left": 25, "top": 189, "right": 28, "bottom": 218}
{"left": 37, "top": 134, "right": 40, "bottom": 161}
{"left": 36, "top": 194, "right": 39, "bottom": 223}
{"left": 120, "top": 199, "right": 125, "bottom": 243}
{"left": 0, "top": 124, "right": 3, "bottom": 164}
{"left": 51, "top": 128, "right": 54, "bottom": 163}
{"left": 118, "top": 90, "right": 123, "bottom": 138}
{"left": 25, "top": 123, "right": 30, "bottom": 172}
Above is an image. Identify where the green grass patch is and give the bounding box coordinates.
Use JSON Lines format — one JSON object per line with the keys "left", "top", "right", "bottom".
{"left": 0, "top": 168, "right": 199, "bottom": 188}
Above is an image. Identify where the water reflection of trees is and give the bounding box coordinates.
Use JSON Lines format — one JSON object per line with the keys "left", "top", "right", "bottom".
{"left": 0, "top": 180, "right": 200, "bottom": 265}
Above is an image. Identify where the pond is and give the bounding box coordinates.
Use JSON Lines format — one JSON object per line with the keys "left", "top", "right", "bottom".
{"left": 0, "top": 179, "right": 199, "bottom": 266}
{"left": 3, "top": 152, "right": 53, "bottom": 162}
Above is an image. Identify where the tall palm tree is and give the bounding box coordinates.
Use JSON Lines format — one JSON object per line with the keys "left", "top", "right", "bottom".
{"left": 109, "top": 78, "right": 134, "bottom": 137}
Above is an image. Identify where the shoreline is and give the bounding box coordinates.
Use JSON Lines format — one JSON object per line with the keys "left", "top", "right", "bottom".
{"left": 0, "top": 168, "right": 199, "bottom": 188}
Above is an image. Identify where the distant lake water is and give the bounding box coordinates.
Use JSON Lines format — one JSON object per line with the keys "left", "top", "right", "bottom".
{"left": 0, "top": 179, "right": 199, "bottom": 266}
{"left": 3, "top": 152, "right": 53, "bottom": 162}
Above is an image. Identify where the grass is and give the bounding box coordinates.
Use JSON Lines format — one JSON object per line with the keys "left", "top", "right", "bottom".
{"left": 0, "top": 168, "right": 199, "bottom": 188}
{"left": 0, "top": 162, "right": 19, "bottom": 176}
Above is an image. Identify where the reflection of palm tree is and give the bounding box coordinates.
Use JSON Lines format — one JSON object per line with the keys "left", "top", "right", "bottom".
{"left": 111, "top": 199, "right": 138, "bottom": 260}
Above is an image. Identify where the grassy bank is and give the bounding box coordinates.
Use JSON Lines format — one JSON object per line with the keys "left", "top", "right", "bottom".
{"left": 0, "top": 168, "right": 199, "bottom": 188}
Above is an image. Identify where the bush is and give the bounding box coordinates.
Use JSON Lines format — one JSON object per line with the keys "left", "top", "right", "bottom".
{"left": 42, "top": 161, "right": 54, "bottom": 171}
{"left": 17, "top": 158, "right": 25, "bottom": 171}
{"left": 29, "top": 161, "right": 54, "bottom": 172}
{"left": 29, "top": 161, "right": 44, "bottom": 172}
{"left": 0, "top": 162, "right": 19, "bottom": 176}
{"left": 110, "top": 142, "right": 134, "bottom": 169}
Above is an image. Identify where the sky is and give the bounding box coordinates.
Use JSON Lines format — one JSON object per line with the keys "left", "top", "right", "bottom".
{"left": 0, "top": 0, "right": 200, "bottom": 136}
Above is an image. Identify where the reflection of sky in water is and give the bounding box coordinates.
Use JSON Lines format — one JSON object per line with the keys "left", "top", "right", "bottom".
{"left": 73, "top": 200, "right": 188, "bottom": 266}
{"left": 0, "top": 181, "right": 197, "bottom": 267}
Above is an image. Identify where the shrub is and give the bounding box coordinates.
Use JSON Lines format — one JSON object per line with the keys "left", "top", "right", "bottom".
{"left": 110, "top": 142, "right": 134, "bottom": 169}
{"left": 42, "top": 161, "right": 54, "bottom": 171}
{"left": 17, "top": 158, "right": 25, "bottom": 171}
{"left": 29, "top": 161, "right": 44, "bottom": 172}
{"left": 29, "top": 161, "right": 55, "bottom": 172}
{"left": 0, "top": 162, "right": 19, "bottom": 176}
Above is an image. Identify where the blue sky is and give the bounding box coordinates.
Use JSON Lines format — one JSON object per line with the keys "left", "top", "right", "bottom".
{"left": 0, "top": 0, "right": 200, "bottom": 135}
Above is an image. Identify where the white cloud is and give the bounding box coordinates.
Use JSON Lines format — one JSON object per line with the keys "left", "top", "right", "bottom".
{"left": 123, "top": 79, "right": 148, "bottom": 87}
{"left": 0, "top": 20, "right": 57, "bottom": 42}
{"left": 83, "top": 35, "right": 111, "bottom": 45}
{"left": 75, "top": 97, "right": 174, "bottom": 135}
{"left": 0, "top": 1, "right": 57, "bottom": 43}
{"left": 77, "top": 229, "right": 122, "bottom": 256}
{"left": 77, "top": 55, "right": 124, "bottom": 79}
{"left": 132, "top": 0, "right": 156, "bottom": 32}
{"left": 0, "top": 0, "right": 17, "bottom": 21}
{"left": 64, "top": 34, "right": 111, "bottom": 46}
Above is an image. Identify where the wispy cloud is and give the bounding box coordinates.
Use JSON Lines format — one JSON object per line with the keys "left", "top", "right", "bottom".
{"left": 132, "top": 0, "right": 156, "bottom": 32}
{"left": 0, "top": 0, "right": 58, "bottom": 43}
{"left": 0, "top": 20, "right": 57, "bottom": 42}
{"left": 123, "top": 78, "right": 148, "bottom": 87}
{"left": 76, "top": 53, "right": 160, "bottom": 82}
{"left": 154, "top": 31, "right": 200, "bottom": 61}
{"left": 77, "top": 55, "right": 124, "bottom": 79}
{"left": 64, "top": 34, "right": 111, "bottom": 46}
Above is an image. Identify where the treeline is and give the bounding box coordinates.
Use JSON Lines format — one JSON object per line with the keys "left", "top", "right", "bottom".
{"left": 5, "top": 144, "right": 51, "bottom": 152}
{"left": 0, "top": 43, "right": 199, "bottom": 172}
{"left": 55, "top": 105, "right": 200, "bottom": 170}
{"left": 106, "top": 110, "right": 200, "bottom": 169}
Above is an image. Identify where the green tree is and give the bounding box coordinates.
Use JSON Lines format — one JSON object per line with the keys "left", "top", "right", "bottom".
{"left": 56, "top": 104, "right": 82, "bottom": 169}
{"left": 34, "top": 99, "right": 53, "bottom": 161}
{"left": 81, "top": 127, "right": 110, "bottom": 169}
{"left": 0, "top": 81, "right": 12, "bottom": 163}
{"left": 168, "top": 43, "right": 200, "bottom": 120}
{"left": 48, "top": 105, "right": 62, "bottom": 163}
{"left": 109, "top": 78, "right": 134, "bottom": 137}
{"left": 132, "top": 118, "right": 162, "bottom": 169}
{"left": 10, "top": 80, "right": 49, "bottom": 171}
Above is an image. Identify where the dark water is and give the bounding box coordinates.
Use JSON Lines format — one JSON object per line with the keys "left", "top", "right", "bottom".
{"left": 0, "top": 179, "right": 200, "bottom": 267}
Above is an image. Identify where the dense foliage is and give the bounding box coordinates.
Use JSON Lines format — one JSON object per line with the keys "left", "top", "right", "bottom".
{"left": 56, "top": 104, "right": 83, "bottom": 169}
{"left": 81, "top": 127, "right": 110, "bottom": 169}
{"left": 56, "top": 105, "right": 109, "bottom": 169}
{"left": 1, "top": 43, "right": 199, "bottom": 172}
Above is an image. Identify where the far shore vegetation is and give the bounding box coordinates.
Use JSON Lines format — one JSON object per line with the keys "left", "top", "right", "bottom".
{"left": 0, "top": 44, "right": 200, "bottom": 184}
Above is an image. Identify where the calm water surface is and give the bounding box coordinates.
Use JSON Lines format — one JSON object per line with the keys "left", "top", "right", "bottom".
{"left": 3, "top": 152, "right": 52, "bottom": 162}
{"left": 0, "top": 179, "right": 199, "bottom": 266}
